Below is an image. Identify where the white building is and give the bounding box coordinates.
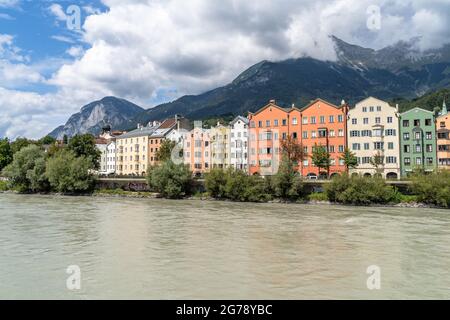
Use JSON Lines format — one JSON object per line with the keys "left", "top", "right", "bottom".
{"left": 347, "top": 97, "right": 401, "bottom": 179}
{"left": 95, "top": 139, "right": 108, "bottom": 175}
{"left": 230, "top": 116, "right": 249, "bottom": 171}
{"left": 106, "top": 141, "right": 116, "bottom": 174}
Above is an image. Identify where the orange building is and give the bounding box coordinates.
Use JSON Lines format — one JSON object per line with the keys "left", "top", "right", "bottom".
{"left": 299, "top": 99, "right": 348, "bottom": 178}
{"left": 248, "top": 99, "right": 348, "bottom": 178}
{"left": 248, "top": 100, "right": 301, "bottom": 175}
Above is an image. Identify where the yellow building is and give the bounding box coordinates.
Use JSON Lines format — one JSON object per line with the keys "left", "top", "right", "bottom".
{"left": 210, "top": 123, "right": 231, "bottom": 169}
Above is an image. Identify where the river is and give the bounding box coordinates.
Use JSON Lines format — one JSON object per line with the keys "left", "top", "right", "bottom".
{"left": 0, "top": 193, "right": 449, "bottom": 299}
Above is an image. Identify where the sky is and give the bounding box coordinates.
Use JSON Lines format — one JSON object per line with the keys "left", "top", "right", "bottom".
{"left": 0, "top": 0, "right": 449, "bottom": 139}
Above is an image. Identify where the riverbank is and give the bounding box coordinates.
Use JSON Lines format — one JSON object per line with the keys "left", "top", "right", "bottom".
{"left": 0, "top": 189, "right": 442, "bottom": 209}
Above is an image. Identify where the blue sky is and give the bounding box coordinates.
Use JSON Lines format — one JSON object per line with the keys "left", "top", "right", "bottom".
{"left": 1, "top": 0, "right": 449, "bottom": 139}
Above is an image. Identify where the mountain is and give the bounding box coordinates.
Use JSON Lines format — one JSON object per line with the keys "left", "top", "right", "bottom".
{"left": 49, "top": 97, "right": 144, "bottom": 139}
{"left": 134, "top": 36, "right": 450, "bottom": 124}
{"left": 392, "top": 88, "right": 450, "bottom": 113}
{"left": 51, "top": 37, "right": 450, "bottom": 137}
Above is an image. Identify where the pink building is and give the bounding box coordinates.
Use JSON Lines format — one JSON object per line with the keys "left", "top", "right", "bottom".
{"left": 183, "top": 127, "right": 211, "bottom": 176}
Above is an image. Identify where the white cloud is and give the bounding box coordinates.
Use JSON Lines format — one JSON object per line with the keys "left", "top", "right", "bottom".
{"left": 51, "top": 35, "right": 75, "bottom": 43}
{"left": 0, "top": 13, "right": 14, "bottom": 20}
{"left": 0, "top": 0, "right": 19, "bottom": 8}
{"left": 1, "top": 0, "right": 450, "bottom": 139}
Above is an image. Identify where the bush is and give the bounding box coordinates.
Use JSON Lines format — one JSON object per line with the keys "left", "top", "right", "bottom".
{"left": 204, "top": 168, "right": 228, "bottom": 198}
{"left": 308, "top": 192, "right": 329, "bottom": 201}
{"left": 1, "top": 144, "right": 48, "bottom": 192}
{"left": 0, "top": 180, "right": 8, "bottom": 191}
{"left": 326, "top": 174, "right": 397, "bottom": 205}
{"left": 147, "top": 160, "right": 193, "bottom": 199}
{"left": 410, "top": 171, "right": 450, "bottom": 207}
{"left": 45, "top": 150, "right": 96, "bottom": 193}
{"left": 273, "top": 157, "right": 304, "bottom": 200}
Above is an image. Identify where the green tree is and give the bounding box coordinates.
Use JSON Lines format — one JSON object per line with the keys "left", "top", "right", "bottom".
{"left": 410, "top": 171, "right": 450, "bottom": 207}
{"left": 2, "top": 144, "right": 48, "bottom": 192}
{"left": 68, "top": 134, "right": 101, "bottom": 169}
{"left": 0, "top": 138, "right": 13, "bottom": 171}
{"left": 311, "top": 144, "right": 331, "bottom": 178}
{"left": 273, "top": 156, "right": 303, "bottom": 200}
{"left": 155, "top": 139, "right": 178, "bottom": 162}
{"left": 340, "top": 147, "right": 358, "bottom": 173}
{"left": 38, "top": 135, "right": 57, "bottom": 145}
{"left": 205, "top": 168, "right": 228, "bottom": 198}
{"left": 45, "top": 150, "right": 96, "bottom": 193}
{"left": 63, "top": 135, "right": 68, "bottom": 145}
{"left": 11, "top": 137, "right": 34, "bottom": 154}
{"left": 147, "top": 161, "right": 193, "bottom": 199}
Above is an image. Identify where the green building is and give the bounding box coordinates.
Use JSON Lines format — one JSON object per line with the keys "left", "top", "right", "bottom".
{"left": 399, "top": 107, "right": 437, "bottom": 177}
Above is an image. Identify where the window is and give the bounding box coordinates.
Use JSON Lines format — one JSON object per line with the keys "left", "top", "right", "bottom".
{"left": 350, "top": 130, "right": 360, "bottom": 137}
{"left": 416, "top": 157, "right": 422, "bottom": 165}
{"left": 426, "top": 132, "right": 432, "bottom": 140}
{"left": 318, "top": 129, "right": 327, "bottom": 138}
{"left": 310, "top": 116, "right": 316, "bottom": 124}
{"left": 373, "top": 129, "right": 383, "bottom": 137}
{"left": 329, "top": 115, "right": 334, "bottom": 123}
{"left": 386, "top": 156, "right": 397, "bottom": 164}
{"left": 415, "top": 144, "right": 421, "bottom": 153}
{"left": 302, "top": 131, "right": 308, "bottom": 139}
{"left": 282, "top": 119, "right": 287, "bottom": 126}
{"left": 250, "top": 121, "right": 256, "bottom": 128}
{"left": 377, "top": 106, "right": 382, "bottom": 112}
{"left": 274, "top": 119, "right": 279, "bottom": 127}
{"left": 370, "top": 106, "right": 374, "bottom": 112}
{"left": 338, "top": 145, "right": 344, "bottom": 153}
{"left": 292, "top": 117, "right": 298, "bottom": 125}
{"left": 414, "top": 119, "right": 420, "bottom": 127}
{"left": 404, "top": 145, "right": 410, "bottom": 153}
{"left": 363, "top": 118, "right": 369, "bottom": 125}
{"left": 258, "top": 121, "right": 262, "bottom": 128}
{"left": 292, "top": 132, "right": 298, "bottom": 139}
{"left": 415, "top": 132, "right": 421, "bottom": 140}
{"left": 362, "top": 107, "right": 367, "bottom": 112}
{"left": 388, "top": 142, "right": 394, "bottom": 150}
{"left": 303, "top": 160, "right": 309, "bottom": 166}
{"left": 311, "top": 131, "right": 317, "bottom": 138}
{"left": 364, "top": 143, "right": 370, "bottom": 150}
{"left": 385, "top": 129, "right": 396, "bottom": 136}
{"left": 361, "top": 130, "right": 372, "bottom": 137}
{"left": 404, "top": 158, "right": 411, "bottom": 165}
{"left": 403, "top": 132, "right": 410, "bottom": 140}
{"left": 329, "top": 145, "right": 335, "bottom": 153}
{"left": 320, "top": 116, "right": 325, "bottom": 124}
{"left": 425, "top": 119, "right": 432, "bottom": 126}
{"left": 426, "top": 144, "right": 433, "bottom": 152}
{"left": 403, "top": 120, "right": 410, "bottom": 127}
{"left": 375, "top": 117, "right": 381, "bottom": 124}
{"left": 387, "top": 117, "right": 393, "bottom": 123}
{"left": 338, "top": 129, "right": 344, "bottom": 137}
{"left": 329, "top": 130, "right": 335, "bottom": 137}
{"left": 362, "top": 157, "right": 371, "bottom": 164}
{"left": 440, "top": 121, "right": 446, "bottom": 128}
{"left": 338, "top": 115, "right": 343, "bottom": 123}
{"left": 427, "top": 157, "right": 433, "bottom": 165}
{"left": 352, "top": 118, "right": 357, "bottom": 125}
{"left": 352, "top": 143, "right": 361, "bottom": 151}
{"left": 266, "top": 120, "right": 270, "bottom": 127}
{"left": 374, "top": 142, "right": 384, "bottom": 150}
{"left": 302, "top": 117, "right": 308, "bottom": 124}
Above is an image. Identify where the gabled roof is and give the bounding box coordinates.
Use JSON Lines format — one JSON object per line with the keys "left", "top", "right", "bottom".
{"left": 400, "top": 107, "right": 434, "bottom": 116}
{"left": 299, "top": 98, "right": 342, "bottom": 111}
{"left": 355, "top": 96, "right": 392, "bottom": 107}
{"left": 230, "top": 115, "right": 249, "bottom": 125}
{"left": 248, "top": 100, "right": 292, "bottom": 117}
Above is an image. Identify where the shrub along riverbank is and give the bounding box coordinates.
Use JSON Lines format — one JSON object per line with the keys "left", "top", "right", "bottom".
{"left": 2, "top": 145, "right": 450, "bottom": 208}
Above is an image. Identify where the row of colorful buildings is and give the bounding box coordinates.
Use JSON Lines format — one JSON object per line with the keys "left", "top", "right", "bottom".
{"left": 95, "top": 96, "right": 449, "bottom": 179}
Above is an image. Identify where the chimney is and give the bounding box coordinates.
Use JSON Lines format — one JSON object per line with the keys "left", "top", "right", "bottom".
{"left": 137, "top": 123, "right": 141, "bottom": 129}
{"left": 270, "top": 99, "right": 276, "bottom": 104}
{"left": 341, "top": 99, "right": 346, "bottom": 105}
{"left": 396, "top": 104, "right": 399, "bottom": 112}
{"left": 292, "top": 103, "right": 295, "bottom": 108}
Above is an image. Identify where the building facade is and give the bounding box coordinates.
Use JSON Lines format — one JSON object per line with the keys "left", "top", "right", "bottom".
{"left": 299, "top": 99, "right": 348, "bottom": 178}
{"left": 347, "top": 97, "right": 401, "bottom": 179}
{"left": 106, "top": 141, "right": 116, "bottom": 174}
{"left": 184, "top": 127, "right": 211, "bottom": 176}
{"left": 210, "top": 123, "right": 231, "bottom": 169}
{"left": 248, "top": 100, "right": 298, "bottom": 175}
{"left": 436, "top": 101, "right": 450, "bottom": 170}
{"left": 230, "top": 116, "right": 249, "bottom": 171}
{"left": 95, "top": 138, "right": 108, "bottom": 175}
{"left": 399, "top": 108, "right": 437, "bottom": 176}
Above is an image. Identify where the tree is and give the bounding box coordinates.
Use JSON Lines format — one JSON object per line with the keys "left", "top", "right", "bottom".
{"left": 38, "top": 135, "right": 57, "bottom": 145}
{"left": 340, "top": 147, "right": 358, "bottom": 173}
{"left": 370, "top": 151, "right": 384, "bottom": 176}
{"left": 205, "top": 168, "right": 228, "bottom": 198}
{"left": 2, "top": 144, "right": 48, "bottom": 192}
{"left": 147, "top": 160, "right": 193, "bottom": 199}
{"left": 0, "top": 138, "right": 13, "bottom": 171}
{"left": 63, "top": 135, "right": 68, "bottom": 145}
{"left": 155, "top": 139, "right": 178, "bottom": 162}
{"left": 280, "top": 135, "right": 307, "bottom": 164}
{"left": 311, "top": 144, "right": 331, "bottom": 178}
{"left": 68, "top": 134, "right": 101, "bottom": 169}
{"left": 45, "top": 150, "right": 96, "bottom": 193}
{"left": 11, "top": 138, "right": 34, "bottom": 154}
{"left": 273, "top": 156, "right": 303, "bottom": 200}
